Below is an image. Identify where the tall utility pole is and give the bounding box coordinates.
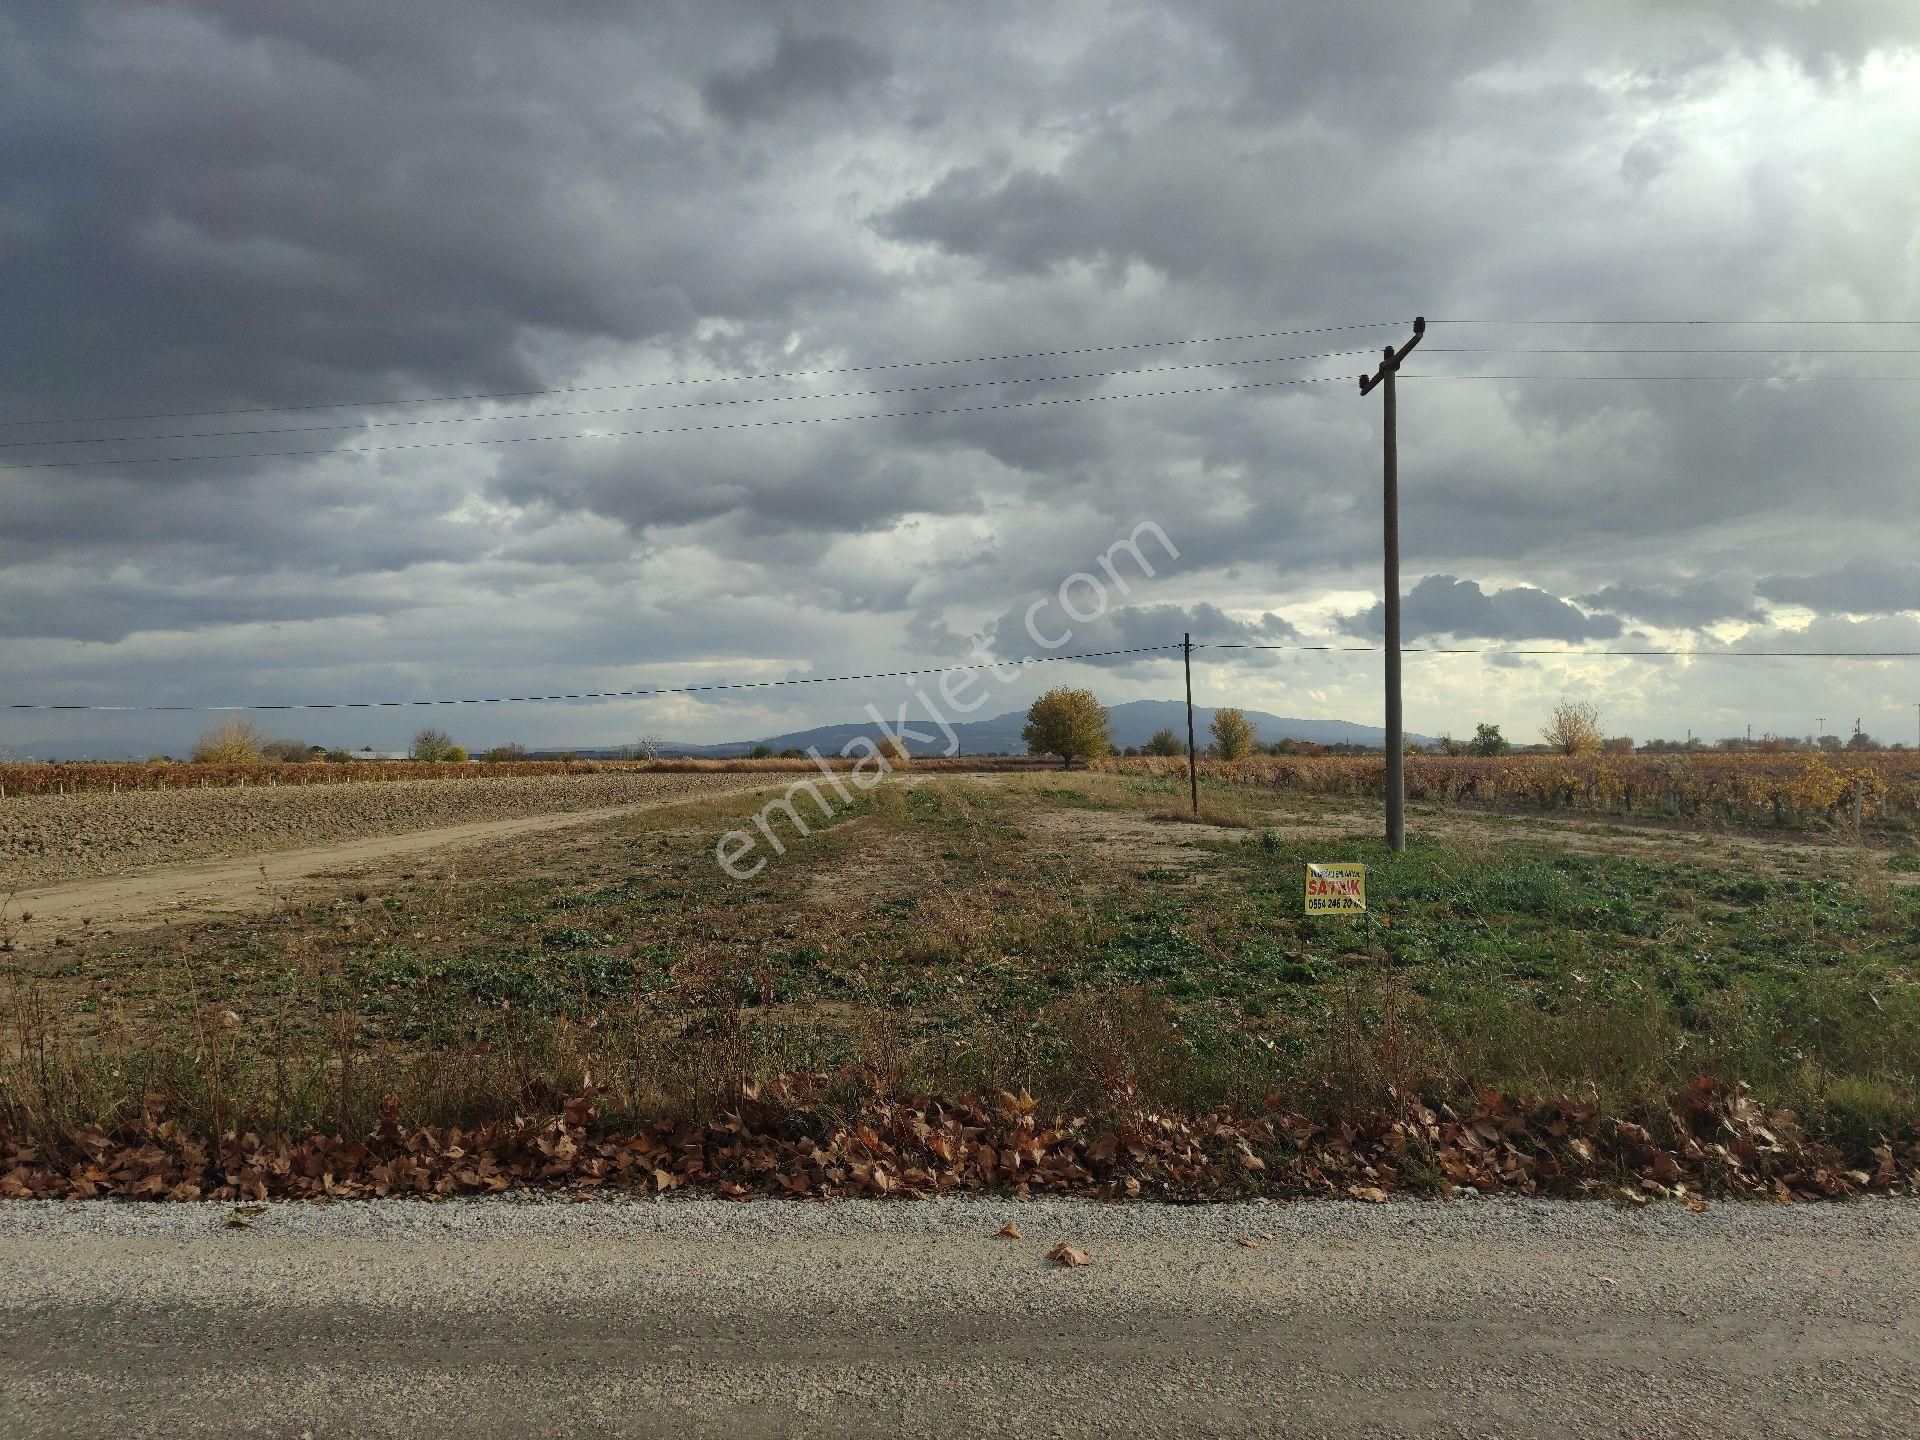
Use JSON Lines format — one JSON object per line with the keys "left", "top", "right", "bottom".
{"left": 1359, "top": 317, "right": 1426, "bottom": 853}
{"left": 1183, "top": 632, "right": 1199, "bottom": 816}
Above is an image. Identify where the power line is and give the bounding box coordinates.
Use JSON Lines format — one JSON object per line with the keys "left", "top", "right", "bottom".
{"left": 13, "top": 639, "right": 1917, "bottom": 714}
{"left": 0, "top": 375, "right": 1357, "bottom": 472}
{"left": 5, "top": 319, "right": 1914, "bottom": 432}
{"left": 1, "top": 644, "right": 1183, "bottom": 713}
{"left": 1426, "top": 347, "right": 1920, "bottom": 355}
{"left": 1400, "top": 374, "right": 1920, "bottom": 382}
{"left": 0, "top": 322, "right": 1411, "bottom": 430}
{"left": 0, "top": 348, "right": 1379, "bottom": 450}
{"left": 1427, "top": 318, "right": 1920, "bottom": 326}
{"left": 20, "top": 366, "right": 1920, "bottom": 471}
{"left": 1204, "top": 643, "right": 1920, "bottom": 658}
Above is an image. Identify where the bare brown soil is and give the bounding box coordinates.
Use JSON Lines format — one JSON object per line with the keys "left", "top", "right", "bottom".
{"left": 2, "top": 782, "right": 783, "bottom": 953}
{"left": 1, "top": 771, "right": 784, "bottom": 888}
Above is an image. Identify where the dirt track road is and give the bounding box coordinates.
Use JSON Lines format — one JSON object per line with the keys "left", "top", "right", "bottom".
{"left": 2, "top": 784, "right": 777, "bottom": 949}
{"left": 2, "top": 1196, "right": 1915, "bottom": 1438}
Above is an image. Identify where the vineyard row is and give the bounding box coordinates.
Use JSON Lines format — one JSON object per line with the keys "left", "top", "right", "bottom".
{"left": 1102, "top": 752, "right": 1920, "bottom": 831}
{"left": 0, "top": 754, "right": 1045, "bottom": 798}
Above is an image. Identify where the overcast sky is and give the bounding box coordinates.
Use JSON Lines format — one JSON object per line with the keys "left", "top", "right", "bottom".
{"left": 3, "top": 1, "right": 1918, "bottom": 757}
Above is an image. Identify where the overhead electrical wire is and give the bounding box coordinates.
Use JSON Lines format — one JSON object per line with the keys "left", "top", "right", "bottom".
{"left": 2, "top": 644, "right": 1184, "bottom": 713}
{"left": 0, "top": 374, "right": 1362, "bottom": 471}
{"left": 1426, "top": 318, "right": 1920, "bottom": 326}
{"left": 6, "top": 317, "right": 1915, "bottom": 432}
{"left": 1203, "top": 643, "right": 1920, "bottom": 658}
{"left": 0, "top": 321, "right": 1414, "bottom": 429}
{"left": 15, "top": 346, "right": 1919, "bottom": 452}
{"left": 15, "top": 367, "right": 1920, "bottom": 472}
{"left": 10, "top": 641, "right": 1915, "bottom": 714}
{"left": 1401, "top": 374, "right": 1920, "bottom": 382}
{"left": 1424, "top": 347, "right": 1920, "bottom": 355}
{"left": 0, "top": 348, "right": 1382, "bottom": 449}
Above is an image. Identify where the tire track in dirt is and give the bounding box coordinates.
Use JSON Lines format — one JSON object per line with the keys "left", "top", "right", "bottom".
{"left": 1, "top": 782, "right": 781, "bottom": 951}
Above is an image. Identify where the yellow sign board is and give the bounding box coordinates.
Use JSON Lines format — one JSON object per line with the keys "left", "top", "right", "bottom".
{"left": 1305, "top": 863, "right": 1367, "bottom": 915}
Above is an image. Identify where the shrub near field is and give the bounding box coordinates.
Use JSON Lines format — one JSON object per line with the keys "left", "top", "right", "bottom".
{"left": 1099, "top": 752, "right": 1920, "bottom": 832}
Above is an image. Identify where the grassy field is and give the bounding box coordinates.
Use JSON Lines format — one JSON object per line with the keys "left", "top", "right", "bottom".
{"left": 6, "top": 771, "right": 1918, "bottom": 1179}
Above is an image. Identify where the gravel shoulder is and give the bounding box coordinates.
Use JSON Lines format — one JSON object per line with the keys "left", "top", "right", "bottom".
{"left": 1, "top": 1195, "right": 1915, "bottom": 1438}
{"left": 2, "top": 775, "right": 779, "bottom": 948}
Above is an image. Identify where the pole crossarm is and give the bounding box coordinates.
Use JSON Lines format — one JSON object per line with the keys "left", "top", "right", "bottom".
{"left": 1359, "top": 317, "right": 1427, "bottom": 395}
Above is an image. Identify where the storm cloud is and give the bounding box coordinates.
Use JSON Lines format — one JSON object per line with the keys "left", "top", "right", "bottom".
{"left": 2, "top": 2, "right": 1918, "bottom": 757}
{"left": 1338, "top": 577, "right": 1624, "bottom": 644}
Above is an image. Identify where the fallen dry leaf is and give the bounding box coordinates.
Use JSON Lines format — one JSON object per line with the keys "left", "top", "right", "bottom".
{"left": 1046, "top": 1242, "right": 1092, "bottom": 1268}
{"left": 225, "top": 1205, "right": 268, "bottom": 1229}
{"left": 997, "top": 1222, "right": 1022, "bottom": 1239}
{"left": 0, "top": 1073, "right": 1911, "bottom": 1208}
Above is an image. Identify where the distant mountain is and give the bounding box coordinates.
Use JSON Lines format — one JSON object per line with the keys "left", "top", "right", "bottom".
{"left": 554, "top": 699, "right": 1430, "bottom": 759}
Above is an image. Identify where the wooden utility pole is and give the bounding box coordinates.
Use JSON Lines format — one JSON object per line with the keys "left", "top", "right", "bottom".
{"left": 1359, "top": 317, "right": 1425, "bottom": 853}
{"left": 1183, "top": 631, "right": 1199, "bottom": 816}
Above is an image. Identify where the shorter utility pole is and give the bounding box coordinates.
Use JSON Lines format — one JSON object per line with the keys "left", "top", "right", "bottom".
{"left": 1359, "top": 316, "right": 1426, "bottom": 853}
{"left": 1183, "top": 632, "right": 1199, "bottom": 816}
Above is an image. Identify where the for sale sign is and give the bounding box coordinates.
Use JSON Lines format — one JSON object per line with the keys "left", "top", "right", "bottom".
{"left": 1305, "top": 863, "right": 1367, "bottom": 914}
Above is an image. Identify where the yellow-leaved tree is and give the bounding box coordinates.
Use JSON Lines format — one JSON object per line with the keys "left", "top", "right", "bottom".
{"left": 1209, "top": 707, "right": 1255, "bottom": 760}
{"left": 1022, "top": 687, "right": 1111, "bottom": 769}
{"left": 1541, "top": 700, "right": 1604, "bottom": 757}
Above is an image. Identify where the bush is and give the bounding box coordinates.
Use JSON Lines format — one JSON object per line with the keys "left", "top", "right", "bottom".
{"left": 192, "top": 718, "right": 268, "bottom": 765}
{"left": 324, "top": 749, "right": 354, "bottom": 764}
{"left": 1467, "top": 722, "right": 1510, "bottom": 757}
{"left": 411, "top": 727, "right": 461, "bottom": 762}
{"left": 1145, "top": 727, "right": 1185, "bottom": 758}
{"left": 482, "top": 744, "right": 528, "bottom": 763}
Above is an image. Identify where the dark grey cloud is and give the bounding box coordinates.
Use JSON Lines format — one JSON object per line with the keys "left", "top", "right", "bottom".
{"left": 1757, "top": 562, "right": 1920, "bottom": 617}
{"left": 881, "top": 165, "right": 1094, "bottom": 276}
{"left": 987, "top": 600, "right": 1296, "bottom": 667}
{"left": 1575, "top": 577, "right": 1764, "bottom": 629}
{"left": 1338, "top": 576, "right": 1624, "bottom": 644}
{"left": 703, "top": 29, "right": 890, "bottom": 125}
{"left": 4, "top": 2, "right": 1919, "bottom": 756}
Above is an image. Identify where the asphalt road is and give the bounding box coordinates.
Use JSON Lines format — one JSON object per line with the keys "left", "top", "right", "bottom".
{"left": 2, "top": 1196, "right": 1916, "bottom": 1438}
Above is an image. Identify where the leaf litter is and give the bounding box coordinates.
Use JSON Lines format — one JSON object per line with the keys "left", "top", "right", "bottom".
{"left": 2, "top": 1075, "right": 1915, "bottom": 1206}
